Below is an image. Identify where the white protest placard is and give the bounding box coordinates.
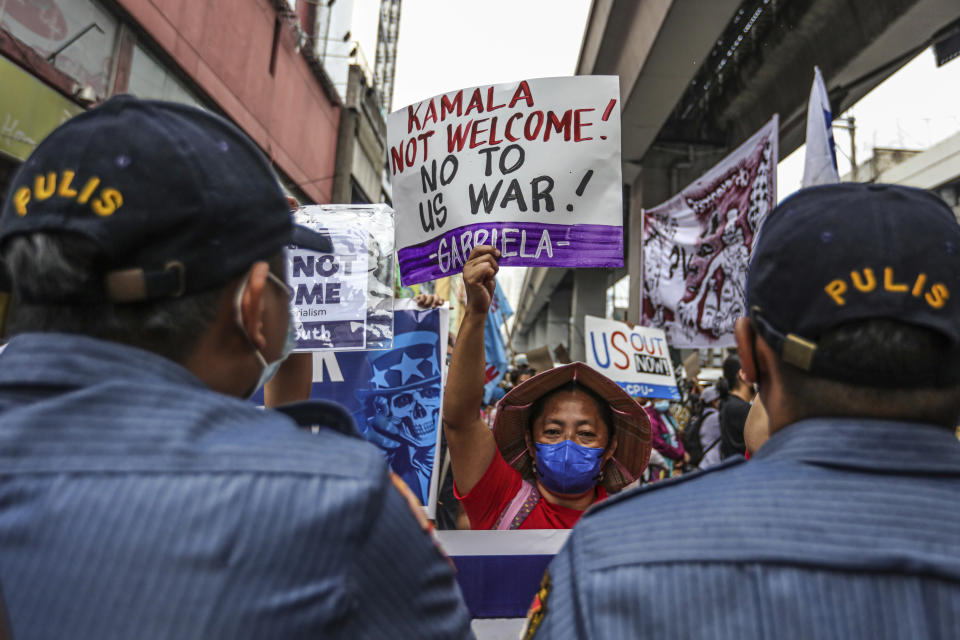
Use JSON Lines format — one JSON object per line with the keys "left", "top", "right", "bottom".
{"left": 584, "top": 315, "right": 680, "bottom": 400}
{"left": 387, "top": 76, "right": 623, "bottom": 286}
{"left": 290, "top": 204, "right": 396, "bottom": 351}
{"left": 289, "top": 227, "right": 368, "bottom": 350}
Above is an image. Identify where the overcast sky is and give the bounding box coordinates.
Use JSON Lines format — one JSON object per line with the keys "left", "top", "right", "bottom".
{"left": 353, "top": 0, "right": 591, "bottom": 305}
{"left": 778, "top": 48, "right": 960, "bottom": 199}
{"left": 351, "top": 1, "right": 960, "bottom": 307}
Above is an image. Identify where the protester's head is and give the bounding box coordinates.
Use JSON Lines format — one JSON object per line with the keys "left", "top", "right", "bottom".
{"left": 738, "top": 183, "right": 960, "bottom": 430}
{"left": 493, "top": 362, "right": 651, "bottom": 496}
{"left": 513, "top": 367, "right": 536, "bottom": 386}
{"left": 722, "top": 353, "right": 753, "bottom": 398}
{"left": 0, "top": 96, "right": 292, "bottom": 398}
{"left": 701, "top": 386, "right": 721, "bottom": 410}
{"left": 528, "top": 380, "right": 615, "bottom": 449}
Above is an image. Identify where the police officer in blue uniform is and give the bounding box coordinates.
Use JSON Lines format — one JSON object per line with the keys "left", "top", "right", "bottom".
{"left": 0, "top": 96, "right": 471, "bottom": 639}
{"left": 526, "top": 183, "right": 960, "bottom": 639}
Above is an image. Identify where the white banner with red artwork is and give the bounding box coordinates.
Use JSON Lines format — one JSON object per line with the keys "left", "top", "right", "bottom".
{"left": 641, "top": 116, "right": 778, "bottom": 348}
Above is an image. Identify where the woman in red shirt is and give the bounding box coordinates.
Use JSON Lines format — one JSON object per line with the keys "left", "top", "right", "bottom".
{"left": 443, "top": 246, "right": 652, "bottom": 529}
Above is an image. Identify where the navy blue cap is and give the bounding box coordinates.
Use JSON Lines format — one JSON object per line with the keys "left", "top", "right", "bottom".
{"left": 747, "top": 183, "right": 960, "bottom": 385}
{"left": 0, "top": 95, "right": 291, "bottom": 302}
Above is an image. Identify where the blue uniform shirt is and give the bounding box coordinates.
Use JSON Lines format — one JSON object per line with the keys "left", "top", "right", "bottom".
{"left": 531, "top": 417, "right": 960, "bottom": 639}
{"left": 0, "top": 333, "right": 471, "bottom": 639}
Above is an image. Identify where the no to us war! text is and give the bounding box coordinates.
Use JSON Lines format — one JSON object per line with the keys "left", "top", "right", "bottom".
{"left": 387, "top": 76, "right": 623, "bottom": 285}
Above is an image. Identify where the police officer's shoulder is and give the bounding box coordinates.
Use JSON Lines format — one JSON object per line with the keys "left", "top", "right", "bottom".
{"left": 584, "top": 456, "right": 746, "bottom": 518}
{"left": 272, "top": 399, "right": 362, "bottom": 438}
{"left": 186, "top": 390, "right": 385, "bottom": 480}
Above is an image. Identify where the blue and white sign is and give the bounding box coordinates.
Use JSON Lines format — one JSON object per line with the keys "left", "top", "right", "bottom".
{"left": 289, "top": 238, "right": 368, "bottom": 350}
{"left": 290, "top": 204, "right": 397, "bottom": 351}
{"left": 584, "top": 314, "right": 680, "bottom": 400}
{"left": 308, "top": 300, "right": 447, "bottom": 515}
{"left": 436, "top": 529, "right": 568, "bottom": 625}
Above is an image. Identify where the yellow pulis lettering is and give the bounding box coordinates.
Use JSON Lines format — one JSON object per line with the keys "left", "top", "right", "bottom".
{"left": 925, "top": 284, "right": 949, "bottom": 309}
{"left": 912, "top": 273, "right": 927, "bottom": 297}
{"left": 850, "top": 269, "right": 876, "bottom": 292}
{"left": 57, "top": 170, "right": 78, "bottom": 197}
{"left": 91, "top": 188, "right": 123, "bottom": 217}
{"left": 77, "top": 176, "right": 100, "bottom": 204}
{"left": 13, "top": 187, "right": 31, "bottom": 216}
{"left": 34, "top": 172, "right": 57, "bottom": 200}
{"left": 824, "top": 280, "right": 847, "bottom": 305}
{"left": 883, "top": 267, "right": 908, "bottom": 292}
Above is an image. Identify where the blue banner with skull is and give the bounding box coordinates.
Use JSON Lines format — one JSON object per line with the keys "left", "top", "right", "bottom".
{"left": 306, "top": 303, "right": 446, "bottom": 511}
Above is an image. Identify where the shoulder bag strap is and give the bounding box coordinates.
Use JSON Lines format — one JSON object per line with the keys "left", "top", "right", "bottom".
{"left": 494, "top": 480, "right": 541, "bottom": 530}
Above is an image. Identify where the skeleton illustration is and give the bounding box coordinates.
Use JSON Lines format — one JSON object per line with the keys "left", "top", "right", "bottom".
{"left": 676, "top": 208, "right": 749, "bottom": 340}
{"left": 358, "top": 330, "right": 441, "bottom": 503}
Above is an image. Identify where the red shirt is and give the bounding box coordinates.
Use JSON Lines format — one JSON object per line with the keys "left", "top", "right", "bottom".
{"left": 454, "top": 449, "right": 607, "bottom": 530}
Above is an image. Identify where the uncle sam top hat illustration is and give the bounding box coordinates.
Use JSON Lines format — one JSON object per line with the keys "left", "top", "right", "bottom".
{"left": 356, "top": 329, "right": 442, "bottom": 398}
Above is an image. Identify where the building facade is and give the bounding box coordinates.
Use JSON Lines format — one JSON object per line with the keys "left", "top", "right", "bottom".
{"left": 1, "top": 0, "right": 344, "bottom": 205}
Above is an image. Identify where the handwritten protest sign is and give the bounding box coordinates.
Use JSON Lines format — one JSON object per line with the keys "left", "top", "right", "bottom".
{"left": 388, "top": 76, "right": 623, "bottom": 285}
{"left": 584, "top": 315, "right": 680, "bottom": 400}
{"left": 290, "top": 205, "right": 396, "bottom": 350}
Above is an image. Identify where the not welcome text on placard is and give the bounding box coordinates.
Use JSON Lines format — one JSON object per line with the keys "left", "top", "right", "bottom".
{"left": 388, "top": 76, "right": 623, "bottom": 286}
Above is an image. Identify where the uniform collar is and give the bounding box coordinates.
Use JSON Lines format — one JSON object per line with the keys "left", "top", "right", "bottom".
{"left": 752, "top": 416, "right": 960, "bottom": 474}
{"left": 0, "top": 332, "right": 206, "bottom": 391}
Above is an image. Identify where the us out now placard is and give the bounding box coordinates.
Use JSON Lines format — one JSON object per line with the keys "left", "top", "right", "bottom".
{"left": 584, "top": 315, "right": 680, "bottom": 400}
{"left": 388, "top": 76, "right": 623, "bottom": 286}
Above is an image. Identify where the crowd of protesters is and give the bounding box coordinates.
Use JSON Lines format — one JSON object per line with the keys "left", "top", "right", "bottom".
{"left": 0, "top": 96, "right": 958, "bottom": 638}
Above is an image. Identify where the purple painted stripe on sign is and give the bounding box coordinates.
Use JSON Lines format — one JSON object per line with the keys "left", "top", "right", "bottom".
{"left": 451, "top": 554, "right": 553, "bottom": 618}
{"left": 398, "top": 221, "right": 623, "bottom": 286}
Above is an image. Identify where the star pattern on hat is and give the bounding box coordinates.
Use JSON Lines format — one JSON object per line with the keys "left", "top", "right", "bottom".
{"left": 426, "top": 353, "right": 440, "bottom": 376}
{"left": 391, "top": 353, "right": 426, "bottom": 385}
{"left": 370, "top": 363, "right": 391, "bottom": 388}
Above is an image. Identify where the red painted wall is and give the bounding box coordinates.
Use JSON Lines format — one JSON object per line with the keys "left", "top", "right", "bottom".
{"left": 117, "top": 0, "right": 339, "bottom": 203}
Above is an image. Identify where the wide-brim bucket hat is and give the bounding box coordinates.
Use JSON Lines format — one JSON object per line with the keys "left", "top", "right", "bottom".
{"left": 493, "top": 362, "right": 652, "bottom": 493}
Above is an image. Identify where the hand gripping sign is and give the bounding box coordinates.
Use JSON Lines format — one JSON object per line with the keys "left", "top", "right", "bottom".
{"left": 584, "top": 315, "right": 680, "bottom": 400}
{"left": 388, "top": 76, "right": 623, "bottom": 286}
{"left": 289, "top": 204, "right": 395, "bottom": 351}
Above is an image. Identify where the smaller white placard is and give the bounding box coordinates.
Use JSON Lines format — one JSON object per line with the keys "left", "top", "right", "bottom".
{"left": 584, "top": 315, "right": 680, "bottom": 400}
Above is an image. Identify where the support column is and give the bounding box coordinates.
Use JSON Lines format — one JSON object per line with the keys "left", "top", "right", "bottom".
{"left": 530, "top": 310, "right": 547, "bottom": 350}
{"left": 569, "top": 269, "right": 608, "bottom": 362}
{"left": 627, "top": 170, "right": 645, "bottom": 324}
{"left": 545, "top": 287, "right": 572, "bottom": 353}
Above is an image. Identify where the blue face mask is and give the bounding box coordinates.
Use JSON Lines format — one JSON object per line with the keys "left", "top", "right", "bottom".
{"left": 251, "top": 315, "right": 298, "bottom": 396}
{"left": 653, "top": 400, "right": 670, "bottom": 412}
{"left": 235, "top": 271, "right": 298, "bottom": 399}
{"left": 534, "top": 440, "right": 605, "bottom": 496}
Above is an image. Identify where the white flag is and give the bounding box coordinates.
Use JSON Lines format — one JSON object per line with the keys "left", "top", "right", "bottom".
{"left": 801, "top": 66, "right": 840, "bottom": 187}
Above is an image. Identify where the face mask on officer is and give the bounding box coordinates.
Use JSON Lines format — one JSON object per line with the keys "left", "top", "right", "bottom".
{"left": 653, "top": 400, "right": 671, "bottom": 412}
{"left": 234, "top": 267, "right": 296, "bottom": 399}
